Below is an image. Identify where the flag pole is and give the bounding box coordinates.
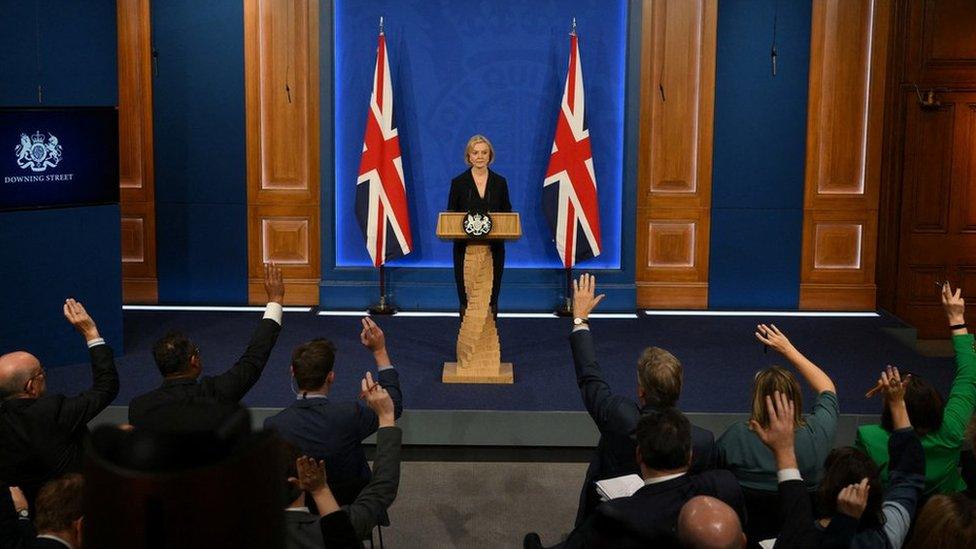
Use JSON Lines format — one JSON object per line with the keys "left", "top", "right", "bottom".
{"left": 556, "top": 266, "right": 574, "bottom": 317}
{"left": 369, "top": 264, "right": 396, "bottom": 315}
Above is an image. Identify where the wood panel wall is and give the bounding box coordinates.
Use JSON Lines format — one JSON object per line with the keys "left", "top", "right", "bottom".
{"left": 635, "top": 0, "right": 716, "bottom": 309}
{"left": 799, "top": 0, "right": 891, "bottom": 310}
{"left": 117, "top": 0, "right": 157, "bottom": 303}
{"left": 244, "top": 0, "right": 321, "bottom": 305}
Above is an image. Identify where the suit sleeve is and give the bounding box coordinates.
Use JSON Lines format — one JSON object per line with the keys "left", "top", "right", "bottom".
{"left": 377, "top": 368, "right": 403, "bottom": 419}
{"left": 55, "top": 343, "right": 119, "bottom": 431}
{"left": 202, "top": 318, "right": 281, "bottom": 402}
{"left": 570, "top": 329, "right": 637, "bottom": 434}
{"left": 317, "top": 510, "right": 361, "bottom": 549}
{"left": 0, "top": 485, "right": 33, "bottom": 549}
{"left": 773, "top": 479, "right": 818, "bottom": 548}
{"left": 498, "top": 177, "right": 512, "bottom": 212}
{"left": 879, "top": 428, "right": 926, "bottom": 547}
{"left": 342, "top": 426, "right": 403, "bottom": 540}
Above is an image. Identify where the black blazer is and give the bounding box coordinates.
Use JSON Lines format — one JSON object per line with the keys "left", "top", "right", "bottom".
{"left": 447, "top": 168, "right": 512, "bottom": 214}
{"left": 264, "top": 367, "right": 403, "bottom": 504}
{"left": 128, "top": 318, "right": 281, "bottom": 428}
{"left": 0, "top": 344, "right": 118, "bottom": 506}
{"left": 564, "top": 470, "right": 745, "bottom": 548}
{"left": 570, "top": 328, "right": 717, "bottom": 526}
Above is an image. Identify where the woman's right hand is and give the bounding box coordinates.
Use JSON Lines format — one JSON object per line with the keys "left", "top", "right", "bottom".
{"left": 942, "top": 282, "right": 965, "bottom": 326}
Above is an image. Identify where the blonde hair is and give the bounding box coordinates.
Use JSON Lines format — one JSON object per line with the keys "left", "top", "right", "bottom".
{"left": 636, "top": 347, "right": 682, "bottom": 408}
{"left": 750, "top": 367, "right": 805, "bottom": 429}
{"left": 464, "top": 134, "right": 495, "bottom": 166}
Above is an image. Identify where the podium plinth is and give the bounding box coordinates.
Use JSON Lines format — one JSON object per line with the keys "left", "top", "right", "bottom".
{"left": 436, "top": 212, "right": 521, "bottom": 384}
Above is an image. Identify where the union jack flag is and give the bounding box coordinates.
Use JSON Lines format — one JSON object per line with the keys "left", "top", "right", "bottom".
{"left": 543, "top": 32, "right": 602, "bottom": 268}
{"left": 356, "top": 31, "right": 413, "bottom": 267}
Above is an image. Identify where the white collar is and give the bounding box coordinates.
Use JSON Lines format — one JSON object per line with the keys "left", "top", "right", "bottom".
{"left": 644, "top": 471, "right": 686, "bottom": 485}
{"left": 285, "top": 506, "right": 310, "bottom": 513}
{"left": 36, "top": 534, "right": 73, "bottom": 548}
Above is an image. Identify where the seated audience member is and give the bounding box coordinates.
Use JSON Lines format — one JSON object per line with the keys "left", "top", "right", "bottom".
{"left": 569, "top": 274, "right": 716, "bottom": 525}
{"left": 526, "top": 408, "right": 744, "bottom": 548}
{"left": 283, "top": 375, "right": 403, "bottom": 548}
{"left": 0, "top": 475, "right": 84, "bottom": 549}
{"left": 128, "top": 263, "right": 285, "bottom": 429}
{"left": 856, "top": 282, "right": 974, "bottom": 496}
{"left": 265, "top": 317, "right": 403, "bottom": 505}
{"left": 754, "top": 375, "right": 925, "bottom": 549}
{"left": 0, "top": 300, "right": 118, "bottom": 507}
{"left": 677, "top": 496, "right": 746, "bottom": 549}
{"left": 906, "top": 493, "right": 976, "bottom": 548}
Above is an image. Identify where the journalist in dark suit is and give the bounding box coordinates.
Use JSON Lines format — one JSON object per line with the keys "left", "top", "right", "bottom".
{"left": 447, "top": 135, "right": 512, "bottom": 313}
{"left": 128, "top": 264, "right": 285, "bottom": 429}
{"left": 526, "top": 409, "right": 744, "bottom": 549}
{"left": 1, "top": 475, "right": 85, "bottom": 549}
{"left": 568, "top": 274, "right": 716, "bottom": 526}
{"left": 265, "top": 317, "right": 403, "bottom": 505}
{"left": 0, "top": 299, "right": 118, "bottom": 508}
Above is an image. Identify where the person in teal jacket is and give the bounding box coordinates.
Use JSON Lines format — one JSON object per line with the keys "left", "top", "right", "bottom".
{"left": 856, "top": 282, "right": 974, "bottom": 495}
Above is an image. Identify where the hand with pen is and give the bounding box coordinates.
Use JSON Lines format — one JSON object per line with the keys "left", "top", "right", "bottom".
{"left": 360, "top": 371, "right": 395, "bottom": 428}
{"left": 865, "top": 365, "right": 911, "bottom": 400}
{"left": 360, "top": 317, "right": 392, "bottom": 368}
{"left": 755, "top": 324, "right": 795, "bottom": 356}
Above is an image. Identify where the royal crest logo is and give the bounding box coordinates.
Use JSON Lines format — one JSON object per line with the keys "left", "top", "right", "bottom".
{"left": 15, "top": 131, "right": 63, "bottom": 172}
{"left": 463, "top": 211, "right": 493, "bottom": 237}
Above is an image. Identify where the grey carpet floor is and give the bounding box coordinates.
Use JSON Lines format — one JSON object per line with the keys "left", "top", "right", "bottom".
{"left": 379, "top": 461, "right": 587, "bottom": 548}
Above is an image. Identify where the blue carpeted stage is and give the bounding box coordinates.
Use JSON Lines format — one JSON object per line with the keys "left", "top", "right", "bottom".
{"left": 45, "top": 310, "right": 954, "bottom": 416}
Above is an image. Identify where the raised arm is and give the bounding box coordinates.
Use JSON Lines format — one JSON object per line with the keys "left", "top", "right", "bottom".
{"left": 359, "top": 317, "right": 402, "bottom": 419}
{"left": 57, "top": 299, "right": 119, "bottom": 430}
{"left": 206, "top": 263, "right": 284, "bottom": 401}
{"left": 935, "top": 282, "right": 976, "bottom": 443}
{"left": 756, "top": 324, "right": 835, "bottom": 394}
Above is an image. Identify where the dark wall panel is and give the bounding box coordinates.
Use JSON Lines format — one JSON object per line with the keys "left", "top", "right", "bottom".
{"left": 709, "top": 0, "right": 811, "bottom": 308}
{"left": 152, "top": 0, "right": 248, "bottom": 303}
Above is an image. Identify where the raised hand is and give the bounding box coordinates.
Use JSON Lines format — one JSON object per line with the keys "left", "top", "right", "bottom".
{"left": 572, "top": 273, "right": 605, "bottom": 319}
{"left": 289, "top": 456, "right": 327, "bottom": 492}
{"left": 63, "top": 298, "right": 99, "bottom": 341}
{"left": 264, "top": 262, "right": 285, "bottom": 304}
{"left": 360, "top": 371, "right": 395, "bottom": 427}
{"left": 836, "top": 478, "right": 870, "bottom": 519}
{"left": 754, "top": 324, "right": 795, "bottom": 356}
{"left": 750, "top": 391, "right": 796, "bottom": 457}
{"left": 942, "top": 282, "right": 965, "bottom": 326}
{"left": 865, "top": 364, "right": 911, "bottom": 399}
{"left": 8, "top": 486, "right": 27, "bottom": 512}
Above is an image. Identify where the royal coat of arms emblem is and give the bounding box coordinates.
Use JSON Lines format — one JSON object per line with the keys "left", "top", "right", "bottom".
{"left": 15, "top": 131, "right": 63, "bottom": 172}
{"left": 463, "top": 211, "right": 493, "bottom": 237}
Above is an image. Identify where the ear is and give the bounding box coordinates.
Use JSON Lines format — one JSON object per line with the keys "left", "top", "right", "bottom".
{"left": 326, "top": 371, "right": 336, "bottom": 385}
{"left": 289, "top": 364, "right": 295, "bottom": 378}
{"left": 635, "top": 446, "right": 643, "bottom": 466}
{"left": 74, "top": 516, "right": 84, "bottom": 540}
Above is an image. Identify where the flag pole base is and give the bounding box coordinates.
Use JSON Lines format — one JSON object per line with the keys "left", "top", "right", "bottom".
{"left": 368, "top": 295, "right": 397, "bottom": 316}
{"left": 554, "top": 297, "right": 573, "bottom": 317}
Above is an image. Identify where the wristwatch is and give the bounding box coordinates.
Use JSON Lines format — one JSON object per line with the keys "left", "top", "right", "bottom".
{"left": 573, "top": 317, "right": 589, "bottom": 326}
{"left": 16, "top": 508, "right": 28, "bottom": 519}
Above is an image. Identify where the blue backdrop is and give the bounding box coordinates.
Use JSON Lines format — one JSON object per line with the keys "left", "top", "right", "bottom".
{"left": 333, "top": 0, "right": 626, "bottom": 269}
{"left": 709, "top": 0, "right": 811, "bottom": 308}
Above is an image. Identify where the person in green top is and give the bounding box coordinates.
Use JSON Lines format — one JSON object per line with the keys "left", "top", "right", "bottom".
{"left": 855, "top": 282, "right": 974, "bottom": 496}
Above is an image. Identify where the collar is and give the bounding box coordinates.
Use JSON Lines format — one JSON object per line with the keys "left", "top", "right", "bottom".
{"left": 296, "top": 392, "right": 328, "bottom": 401}
{"left": 285, "top": 506, "right": 310, "bottom": 513}
{"left": 644, "top": 471, "right": 687, "bottom": 485}
{"left": 36, "top": 534, "right": 73, "bottom": 548}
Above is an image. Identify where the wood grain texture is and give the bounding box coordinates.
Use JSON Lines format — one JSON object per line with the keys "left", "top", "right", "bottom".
{"left": 800, "top": 0, "right": 890, "bottom": 310}
{"left": 635, "top": 0, "right": 716, "bottom": 309}
{"left": 245, "top": 0, "right": 320, "bottom": 304}
{"left": 905, "top": 0, "right": 976, "bottom": 86}
{"left": 117, "top": 0, "right": 157, "bottom": 303}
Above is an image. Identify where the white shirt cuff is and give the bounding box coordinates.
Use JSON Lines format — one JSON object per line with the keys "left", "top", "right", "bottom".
{"left": 777, "top": 468, "right": 802, "bottom": 483}
{"left": 86, "top": 337, "right": 106, "bottom": 348}
{"left": 377, "top": 364, "right": 394, "bottom": 371}
{"left": 572, "top": 325, "right": 591, "bottom": 333}
{"left": 264, "top": 302, "right": 283, "bottom": 325}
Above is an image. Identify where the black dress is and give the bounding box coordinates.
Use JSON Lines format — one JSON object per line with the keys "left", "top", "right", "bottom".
{"left": 447, "top": 168, "right": 512, "bottom": 312}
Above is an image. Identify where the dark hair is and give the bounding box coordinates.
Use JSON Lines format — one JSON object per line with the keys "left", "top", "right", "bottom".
{"left": 35, "top": 474, "right": 84, "bottom": 533}
{"left": 292, "top": 338, "right": 337, "bottom": 391}
{"left": 818, "top": 447, "right": 884, "bottom": 528}
{"left": 636, "top": 408, "right": 692, "bottom": 471}
{"left": 280, "top": 440, "right": 304, "bottom": 504}
{"left": 152, "top": 331, "right": 196, "bottom": 376}
{"left": 636, "top": 347, "right": 682, "bottom": 408}
{"left": 881, "top": 374, "right": 944, "bottom": 435}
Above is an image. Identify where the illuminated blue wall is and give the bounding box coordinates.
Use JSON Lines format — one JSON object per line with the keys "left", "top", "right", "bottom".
{"left": 323, "top": 0, "right": 639, "bottom": 310}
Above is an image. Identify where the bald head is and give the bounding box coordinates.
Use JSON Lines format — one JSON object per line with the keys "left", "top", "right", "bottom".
{"left": 678, "top": 496, "right": 745, "bottom": 549}
{"left": 0, "top": 351, "right": 40, "bottom": 399}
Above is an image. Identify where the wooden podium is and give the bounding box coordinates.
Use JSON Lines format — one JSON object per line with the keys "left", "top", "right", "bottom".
{"left": 436, "top": 212, "right": 521, "bottom": 384}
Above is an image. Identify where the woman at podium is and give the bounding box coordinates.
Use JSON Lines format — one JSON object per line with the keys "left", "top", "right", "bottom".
{"left": 447, "top": 134, "right": 512, "bottom": 315}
